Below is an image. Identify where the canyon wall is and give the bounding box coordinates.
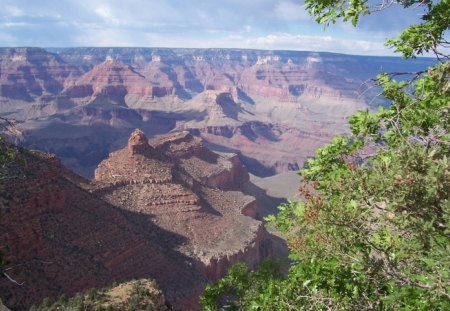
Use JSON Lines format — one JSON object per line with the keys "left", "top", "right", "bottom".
{"left": 0, "top": 130, "right": 271, "bottom": 310}
{"left": 0, "top": 47, "right": 434, "bottom": 178}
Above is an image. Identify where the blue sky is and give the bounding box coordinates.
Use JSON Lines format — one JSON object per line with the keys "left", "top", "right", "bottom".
{"left": 0, "top": 0, "right": 427, "bottom": 56}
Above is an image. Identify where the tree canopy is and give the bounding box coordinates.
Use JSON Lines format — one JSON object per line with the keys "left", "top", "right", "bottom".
{"left": 201, "top": 0, "right": 449, "bottom": 310}
{"left": 0, "top": 118, "right": 23, "bottom": 278}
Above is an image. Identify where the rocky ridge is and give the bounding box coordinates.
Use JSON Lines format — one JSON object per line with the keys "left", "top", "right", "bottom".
{"left": 33, "top": 279, "right": 169, "bottom": 311}
{"left": 0, "top": 129, "right": 271, "bottom": 310}
{"left": 0, "top": 47, "right": 434, "bottom": 178}
{"left": 94, "top": 130, "right": 271, "bottom": 276}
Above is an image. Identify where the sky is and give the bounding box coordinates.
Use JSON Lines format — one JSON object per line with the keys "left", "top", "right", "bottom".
{"left": 0, "top": 0, "right": 430, "bottom": 56}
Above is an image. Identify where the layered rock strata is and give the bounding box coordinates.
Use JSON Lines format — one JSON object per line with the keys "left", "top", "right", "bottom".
{"left": 0, "top": 144, "right": 204, "bottom": 310}
{"left": 94, "top": 130, "right": 271, "bottom": 279}
{"left": 0, "top": 48, "right": 434, "bottom": 178}
{"left": 0, "top": 130, "right": 271, "bottom": 310}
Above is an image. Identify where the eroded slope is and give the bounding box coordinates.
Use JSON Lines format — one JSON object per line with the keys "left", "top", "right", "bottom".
{"left": 0, "top": 129, "right": 271, "bottom": 310}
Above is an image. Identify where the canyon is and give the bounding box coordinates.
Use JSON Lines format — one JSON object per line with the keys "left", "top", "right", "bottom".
{"left": 0, "top": 47, "right": 433, "bottom": 310}
{"left": 0, "top": 129, "right": 272, "bottom": 310}
{"left": 0, "top": 47, "right": 433, "bottom": 178}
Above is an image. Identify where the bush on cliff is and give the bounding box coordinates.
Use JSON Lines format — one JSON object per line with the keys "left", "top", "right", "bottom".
{"left": 201, "top": 0, "right": 449, "bottom": 310}
{"left": 30, "top": 279, "right": 168, "bottom": 311}
{"left": 0, "top": 118, "right": 19, "bottom": 276}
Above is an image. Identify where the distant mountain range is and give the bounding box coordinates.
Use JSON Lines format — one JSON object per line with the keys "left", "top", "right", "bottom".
{"left": 0, "top": 47, "right": 434, "bottom": 178}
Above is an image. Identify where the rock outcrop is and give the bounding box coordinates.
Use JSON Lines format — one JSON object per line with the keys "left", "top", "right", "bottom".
{"left": 94, "top": 130, "right": 271, "bottom": 281}
{"left": 0, "top": 142, "right": 205, "bottom": 310}
{"left": 0, "top": 130, "right": 271, "bottom": 310}
{"left": 0, "top": 48, "right": 434, "bottom": 179}
{"left": 33, "top": 279, "right": 169, "bottom": 311}
{"left": 149, "top": 131, "right": 249, "bottom": 190}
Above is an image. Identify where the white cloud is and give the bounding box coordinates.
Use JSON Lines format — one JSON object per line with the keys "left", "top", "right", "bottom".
{"left": 73, "top": 28, "right": 139, "bottom": 46}
{"left": 243, "top": 33, "right": 391, "bottom": 56}
{"left": 0, "top": 22, "right": 33, "bottom": 28}
{"left": 3, "top": 5, "right": 24, "bottom": 17}
{"left": 94, "top": 5, "right": 121, "bottom": 25}
{"left": 0, "top": 0, "right": 425, "bottom": 56}
{"left": 94, "top": 6, "right": 111, "bottom": 19}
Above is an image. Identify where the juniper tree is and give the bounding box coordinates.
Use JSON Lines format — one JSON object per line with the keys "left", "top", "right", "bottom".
{"left": 201, "top": 1, "right": 450, "bottom": 309}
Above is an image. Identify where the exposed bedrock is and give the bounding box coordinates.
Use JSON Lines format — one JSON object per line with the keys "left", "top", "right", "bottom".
{"left": 150, "top": 131, "right": 250, "bottom": 190}
{"left": 0, "top": 129, "right": 274, "bottom": 310}
{"left": 0, "top": 145, "right": 205, "bottom": 310}
{"left": 93, "top": 130, "right": 272, "bottom": 306}
{"left": 0, "top": 48, "right": 433, "bottom": 180}
{"left": 195, "top": 121, "right": 333, "bottom": 177}
{"left": 197, "top": 154, "right": 250, "bottom": 191}
{"left": 198, "top": 224, "right": 271, "bottom": 281}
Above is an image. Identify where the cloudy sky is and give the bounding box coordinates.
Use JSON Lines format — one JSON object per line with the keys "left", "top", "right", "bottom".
{"left": 0, "top": 0, "right": 427, "bottom": 56}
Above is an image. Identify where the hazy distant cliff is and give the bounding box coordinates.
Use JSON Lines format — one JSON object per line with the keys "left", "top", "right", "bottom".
{"left": 0, "top": 47, "right": 433, "bottom": 178}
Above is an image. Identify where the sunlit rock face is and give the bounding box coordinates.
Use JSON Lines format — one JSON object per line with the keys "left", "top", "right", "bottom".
{"left": 0, "top": 47, "right": 433, "bottom": 178}
{"left": 95, "top": 129, "right": 272, "bottom": 283}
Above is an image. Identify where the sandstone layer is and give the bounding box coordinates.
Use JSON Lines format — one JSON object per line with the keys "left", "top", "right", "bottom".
{"left": 0, "top": 130, "right": 271, "bottom": 310}
{"left": 0, "top": 48, "right": 434, "bottom": 179}
{"left": 94, "top": 129, "right": 272, "bottom": 278}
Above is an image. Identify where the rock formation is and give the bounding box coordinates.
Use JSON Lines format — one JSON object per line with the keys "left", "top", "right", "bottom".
{"left": 0, "top": 143, "right": 204, "bottom": 310}
{"left": 0, "top": 48, "right": 434, "bottom": 179}
{"left": 0, "top": 130, "right": 271, "bottom": 310}
{"left": 33, "top": 279, "right": 169, "bottom": 311}
{"left": 94, "top": 129, "right": 271, "bottom": 279}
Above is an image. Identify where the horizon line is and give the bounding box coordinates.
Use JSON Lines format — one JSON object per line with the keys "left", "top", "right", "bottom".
{"left": 0, "top": 46, "right": 436, "bottom": 59}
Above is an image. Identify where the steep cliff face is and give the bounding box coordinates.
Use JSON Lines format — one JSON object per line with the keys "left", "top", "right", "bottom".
{"left": 195, "top": 153, "right": 249, "bottom": 191}
{"left": 199, "top": 224, "right": 270, "bottom": 280}
{"left": 0, "top": 48, "right": 81, "bottom": 102}
{"left": 94, "top": 130, "right": 272, "bottom": 281}
{"left": 0, "top": 48, "right": 434, "bottom": 178}
{"left": 66, "top": 59, "right": 177, "bottom": 106}
{"left": 0, "top": 130, "right": 271, "bottom": 310}
{"left": 0, "top": 142, "right": 205, "bottom": 310}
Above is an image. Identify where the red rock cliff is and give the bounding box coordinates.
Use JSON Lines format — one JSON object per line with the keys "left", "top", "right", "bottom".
{"left": 0, "top": 142, "right": 205, "bottom": 310}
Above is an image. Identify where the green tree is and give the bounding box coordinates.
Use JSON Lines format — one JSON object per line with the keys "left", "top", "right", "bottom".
{"left": 0, "top": 118, "right": 16, "bottom": 275}
{"left": 202, "top": 1, "right": 449, "bottom": 310}
{"left": 0, "top": 118, "right": 23, "bottom": 294}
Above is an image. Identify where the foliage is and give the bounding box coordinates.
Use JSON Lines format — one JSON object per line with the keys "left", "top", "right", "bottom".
{"left": 386, "top": 0, "right": 450, "bottom": 59}
{"left": 200, "top": 260, "right": 285, "bottom": 310}
{"left": 0, "top": 120, "right": 17, "bottom": 275}
{"left": 31, "top": 279, "right": 167, "bottom": 311}
{"left": 202, "top": 1, "right": 449, "bottom": 310}
{"left": 305, "top": 0, "right": 450, "bottom": 59}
